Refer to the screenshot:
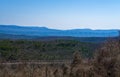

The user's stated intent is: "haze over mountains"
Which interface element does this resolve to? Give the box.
[0,25,119,37]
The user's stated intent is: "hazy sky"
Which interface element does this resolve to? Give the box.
[0,0,120,30]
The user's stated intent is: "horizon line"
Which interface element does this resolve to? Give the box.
[0,24,120,31]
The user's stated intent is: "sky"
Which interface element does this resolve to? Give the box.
[0,0,120,30]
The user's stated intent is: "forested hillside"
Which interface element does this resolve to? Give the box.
[0,25,119,37]
[0,40,98,61]
[0,39,120,77]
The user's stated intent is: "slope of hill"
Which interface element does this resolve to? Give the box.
[0,33,39,39]
[0,33,115,43]
[0,25,119,37]
[0,39,98,60]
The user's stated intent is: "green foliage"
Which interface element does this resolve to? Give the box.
[0,39,98,61]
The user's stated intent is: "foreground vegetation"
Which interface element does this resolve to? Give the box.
[0,39,120,77]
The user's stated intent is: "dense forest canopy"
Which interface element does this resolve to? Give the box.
[0,39,98,61]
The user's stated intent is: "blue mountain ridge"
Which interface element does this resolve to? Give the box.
[0,25,119,37]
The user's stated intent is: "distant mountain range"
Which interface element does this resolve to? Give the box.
[0,25,119,37]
